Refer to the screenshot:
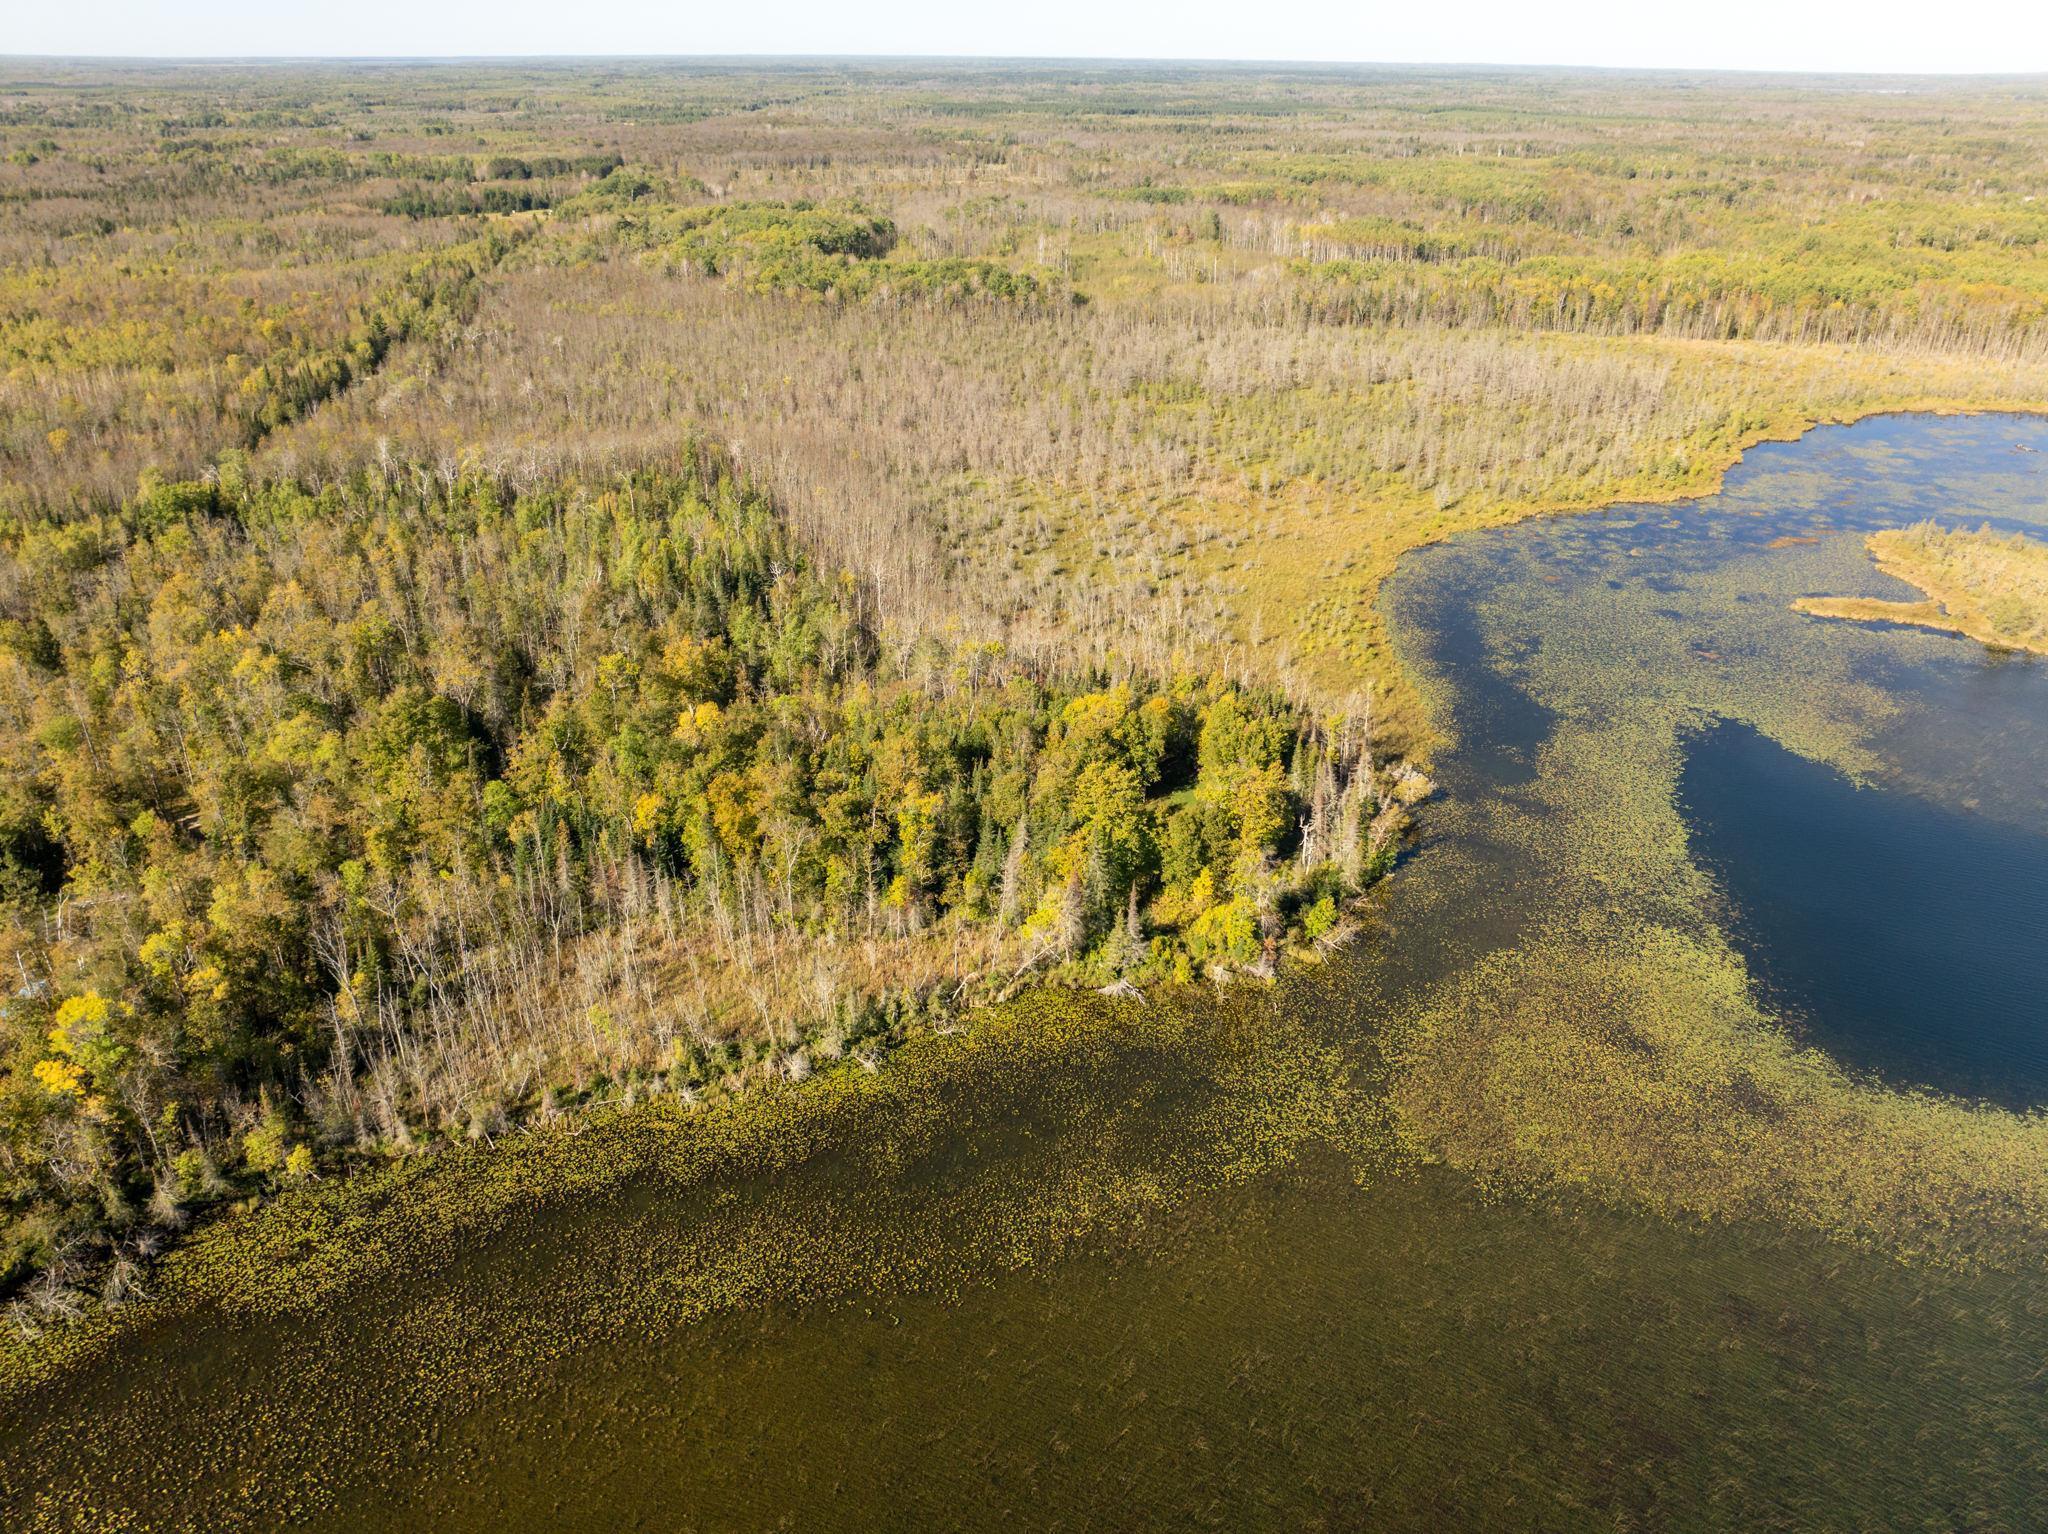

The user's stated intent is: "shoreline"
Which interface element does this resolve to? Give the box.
[1793,523,2048,658]
[1369,394,2048,763]
[8,404,2045,1388]
[0,971,1357,1400]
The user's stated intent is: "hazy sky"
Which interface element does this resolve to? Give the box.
[7,0,2047,75]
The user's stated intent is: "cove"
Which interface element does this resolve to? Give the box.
[1680,716,2048,1109]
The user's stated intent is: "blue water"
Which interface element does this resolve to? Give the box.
[1681,717,2048,1108]
[1393,411,2048,1108]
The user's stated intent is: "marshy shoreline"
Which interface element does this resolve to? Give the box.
[1794,520,2048,657]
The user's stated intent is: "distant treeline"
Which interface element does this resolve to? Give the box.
[383,183,558,218]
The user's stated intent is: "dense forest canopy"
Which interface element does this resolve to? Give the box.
[2,58,2046,1308]
[0,444,1392,1298]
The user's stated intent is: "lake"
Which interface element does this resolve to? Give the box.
[6,413,2048,1531]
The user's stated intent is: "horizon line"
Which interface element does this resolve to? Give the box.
[3,52,2047,82]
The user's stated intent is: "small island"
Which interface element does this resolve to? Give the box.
[1794,521,2048,656]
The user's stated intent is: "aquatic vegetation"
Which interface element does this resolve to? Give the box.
[1380,415,2048,1271]
[0,981,1362,1421]
[1795,521,2048,654]
[9,900,2048,1531]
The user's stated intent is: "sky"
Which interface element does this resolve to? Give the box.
[6,0,2048,76]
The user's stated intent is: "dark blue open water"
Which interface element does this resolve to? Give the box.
[1681,717,2048,1108]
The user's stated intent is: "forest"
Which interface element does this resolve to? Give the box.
[2,57,2046,1312]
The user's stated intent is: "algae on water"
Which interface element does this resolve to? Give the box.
[1379,415,2048,1270]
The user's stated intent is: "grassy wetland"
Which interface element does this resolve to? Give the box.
[5,58,2048,1530]
[1796,520,2048,653]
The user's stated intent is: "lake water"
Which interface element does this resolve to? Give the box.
[5,414,2048,1531]
[1681,716,2048,1107]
